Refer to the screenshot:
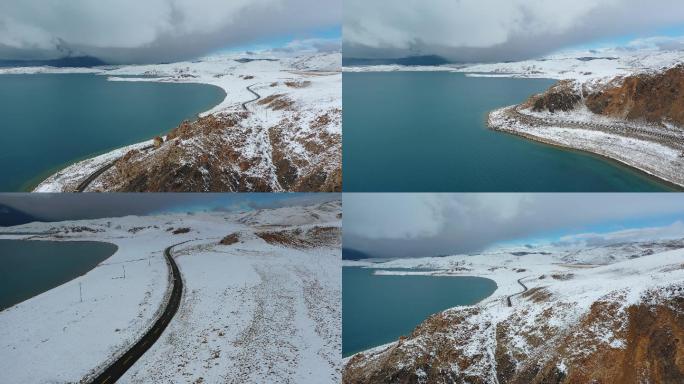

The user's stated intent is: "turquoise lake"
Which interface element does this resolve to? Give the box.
[343,72,672,191]
[342,266,497,357]
[0,239,118,310]
[0,74,225,191]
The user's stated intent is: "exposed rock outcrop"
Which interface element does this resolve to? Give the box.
[527,80,582,113]
[585,64,684,126]
[526,64,684,127]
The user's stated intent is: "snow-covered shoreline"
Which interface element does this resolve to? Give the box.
[5,50,342,192]
[343,240,684,381]
[488,106,684,189]
[0,201,342,383]
[0,221,173,383]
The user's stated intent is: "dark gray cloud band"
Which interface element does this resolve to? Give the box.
[343,0,684,61]
[0,0,340,63]
[343,194,684,258]
[0,193,339,223]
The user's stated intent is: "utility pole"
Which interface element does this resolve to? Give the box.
[79,282,83,303]
[122,265,126,279]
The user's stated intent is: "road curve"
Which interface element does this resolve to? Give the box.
[503,106,684,152]
[241,84,261,111]
[506,277,529,307]
[89,240,191,384]
[74,145,154,193]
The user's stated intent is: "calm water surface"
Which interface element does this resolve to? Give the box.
[0,239,117,310]
[0,74,225,191]
[343,72,671,191]
[343,266,497,356]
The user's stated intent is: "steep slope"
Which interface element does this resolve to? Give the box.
[343,242,684,384]
[526,65,684,127]
[34,51,342,192]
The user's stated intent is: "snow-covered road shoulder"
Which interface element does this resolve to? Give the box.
[488,105,684,188]
[0,200,342,383]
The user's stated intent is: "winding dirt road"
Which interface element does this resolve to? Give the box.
[506,277,529,307]
[500,106,684,152]
[241,84,261,111]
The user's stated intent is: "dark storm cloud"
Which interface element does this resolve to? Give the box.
[343,0,684,61]
[343,194,684,258]
[0,0,340,64]
[0,193,339,223]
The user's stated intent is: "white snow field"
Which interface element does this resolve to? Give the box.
[343,238,684,380]
[21,50,341,192]
[0,200,341,383]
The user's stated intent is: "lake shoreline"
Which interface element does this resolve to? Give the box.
[342,266,498,358]
[30,75,227,192]
[488,105,684,190]
[0,238,119,310]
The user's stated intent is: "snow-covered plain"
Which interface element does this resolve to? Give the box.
[343,238,684,381]
[0,200,341,383]
[18,50,342,192]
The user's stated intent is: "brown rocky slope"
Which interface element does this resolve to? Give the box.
[343,248,684,384]
[527,64,684,127]
[92,104,341,192]
[344,286,684,384]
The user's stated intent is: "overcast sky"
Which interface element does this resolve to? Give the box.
[0,193,339,224]
[344,0,684,61]
[0,0,340,63]
[343,194,684,258]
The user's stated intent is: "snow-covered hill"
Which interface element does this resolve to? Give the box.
[343,238,684,383]
[344,47,683,81]
[22,50,342,192]
[0,200,341,383]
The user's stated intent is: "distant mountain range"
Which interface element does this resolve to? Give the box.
[342,248,374,260]
[0,204,42,227]
[0,56,107,68]
[343,55,450,67]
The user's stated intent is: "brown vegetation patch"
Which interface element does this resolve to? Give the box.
[551,273,574,280]
[284,80,311,88]
[219,233,240,245]
[257,94,294,110]
[172,227,190,234]
[522,287,553,303]
[166,114,244,141]
[256,226,340,248]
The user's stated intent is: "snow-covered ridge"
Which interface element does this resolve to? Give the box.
[344,48,684,81]
[343,238,684,383]
[0,200,341,383]
[10,50,342,192]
